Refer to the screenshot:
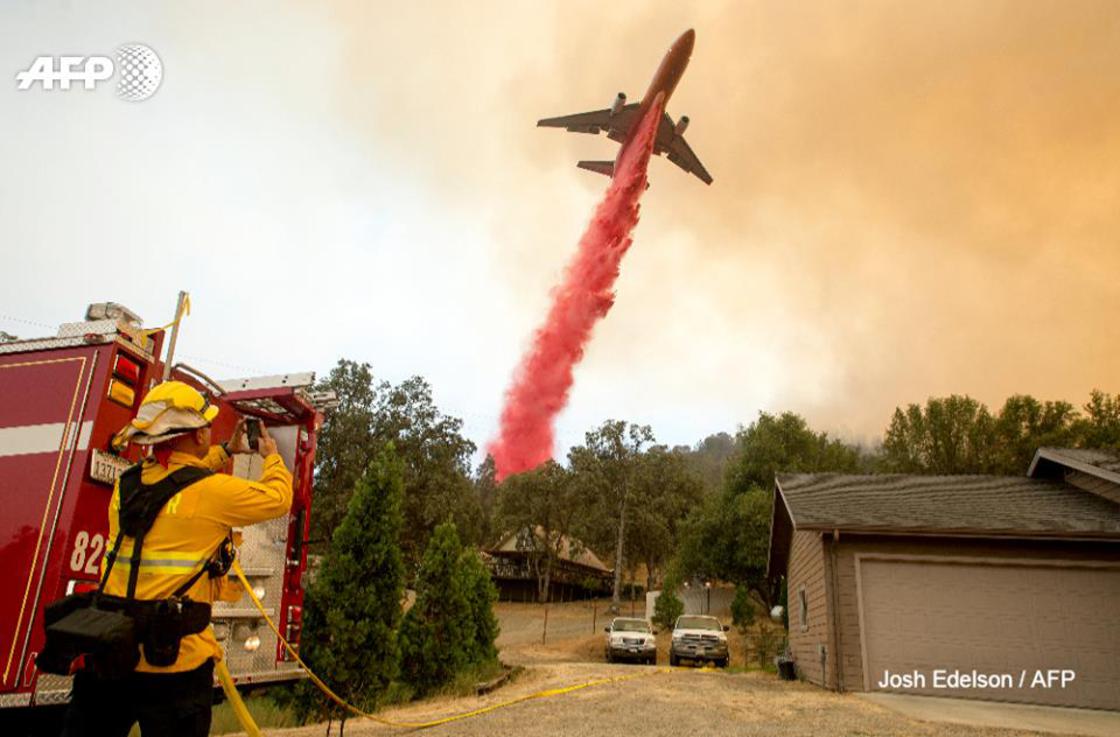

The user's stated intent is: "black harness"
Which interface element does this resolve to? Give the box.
[37,464,228,678]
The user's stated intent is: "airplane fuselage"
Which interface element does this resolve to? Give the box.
[537,27,711,184]
[617,28,695,163]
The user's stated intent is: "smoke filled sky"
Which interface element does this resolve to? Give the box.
[2,1,1118,458]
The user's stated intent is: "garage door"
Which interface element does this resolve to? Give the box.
[858,558,1120,710]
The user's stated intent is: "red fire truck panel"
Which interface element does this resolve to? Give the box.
[0,305,328,709]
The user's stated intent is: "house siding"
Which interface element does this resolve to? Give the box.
[786,529,831,687]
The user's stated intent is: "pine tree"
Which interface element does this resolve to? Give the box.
[460,549,500,664]
[653,574,684,630]
[398,522,473,693]
[289,445,406,726]
[730,584,757,632]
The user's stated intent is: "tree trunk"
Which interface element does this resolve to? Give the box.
[540,553,554,604]
[531,552,544,603]
[609,497,627,613]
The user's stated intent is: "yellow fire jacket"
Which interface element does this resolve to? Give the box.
[102,446,293,673]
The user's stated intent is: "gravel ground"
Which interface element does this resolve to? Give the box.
[274,663,1054,737]
[265,601,1055,737]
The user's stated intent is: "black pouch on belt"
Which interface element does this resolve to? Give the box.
[36,465,215,678]
[38,594,139,678]
[139,596,212,667]
[46,603,139,677]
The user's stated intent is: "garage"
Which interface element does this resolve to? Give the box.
[858,557,1120,710]
[767,447,1120,711]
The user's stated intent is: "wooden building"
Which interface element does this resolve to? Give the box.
[484,528,613,602]
[767,447,1120,711]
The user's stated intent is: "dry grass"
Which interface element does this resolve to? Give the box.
[258,601,1053,737]
[210,694,300,735]
[494,598,781,669]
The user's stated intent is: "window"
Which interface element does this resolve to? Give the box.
[798,586,808,631]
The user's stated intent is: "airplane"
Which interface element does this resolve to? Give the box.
[537,28,712,185]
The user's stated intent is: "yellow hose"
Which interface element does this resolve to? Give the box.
[216,657,262,737]
[230,561,664,729]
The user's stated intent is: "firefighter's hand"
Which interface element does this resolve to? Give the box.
[257,423,278,458]
[225,418,251,455]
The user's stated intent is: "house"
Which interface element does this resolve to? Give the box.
[767,447,1120,711]
[484,527,613,602]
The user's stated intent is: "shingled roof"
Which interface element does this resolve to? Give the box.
[774,473,1120,538]
[1029,447,1120,485]
[767,471,1120,579]
[489,527,610,572]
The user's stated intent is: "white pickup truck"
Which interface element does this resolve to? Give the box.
[669,615,730,667]
[604,617,658,664]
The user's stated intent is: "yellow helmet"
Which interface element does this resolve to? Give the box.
[113,380,219,448]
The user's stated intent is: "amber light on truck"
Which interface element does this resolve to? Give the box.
[107,379,135,407]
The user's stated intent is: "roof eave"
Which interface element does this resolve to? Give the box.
[1030,447,1120,486]
[1026,448,1047,478]
[766,478,797,579]
[792,523,1120,543]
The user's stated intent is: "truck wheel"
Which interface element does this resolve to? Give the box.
[718,657,729,668]
[670,654,679,667]
[605,650,612,663]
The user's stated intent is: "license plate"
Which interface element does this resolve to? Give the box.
[90,449,131,485]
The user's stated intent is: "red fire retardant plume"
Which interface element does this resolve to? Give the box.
[489,93,666,481]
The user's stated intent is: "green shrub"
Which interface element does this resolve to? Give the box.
[731,583,785,667]
[730,584,757,632]
[652,577,684,630]
[399,522,474,694]
[460,549,500,664]
[285,445,405,723]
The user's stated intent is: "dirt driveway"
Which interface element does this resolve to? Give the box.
[273,601,1056,737]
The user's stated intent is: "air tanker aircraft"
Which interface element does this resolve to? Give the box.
[538,29,712,185]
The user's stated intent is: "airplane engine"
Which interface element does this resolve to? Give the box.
[675,115,689,135]
[611,92,626,116]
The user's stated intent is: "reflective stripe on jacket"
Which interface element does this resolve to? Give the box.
[102,446,293,673]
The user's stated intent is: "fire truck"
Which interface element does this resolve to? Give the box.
[0,300,332,717]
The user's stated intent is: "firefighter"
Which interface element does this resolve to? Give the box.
[60,381,292,737]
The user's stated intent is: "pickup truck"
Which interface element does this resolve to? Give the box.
[604,617,657,664]
[669,615,730,667]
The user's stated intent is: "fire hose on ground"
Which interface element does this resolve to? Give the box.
[223,561,667,732]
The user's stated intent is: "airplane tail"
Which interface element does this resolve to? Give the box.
[577,160,615,177]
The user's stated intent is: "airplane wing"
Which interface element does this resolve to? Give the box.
[537,103,640,137]
[654,112,713,185]
[539,104,712,184]
[577,160,615,177]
